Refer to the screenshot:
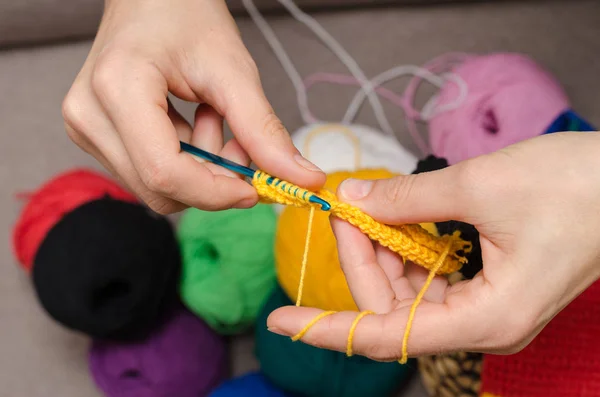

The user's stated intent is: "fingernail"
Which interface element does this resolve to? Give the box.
[267,327,287,336]
[340,179,373,200]
[294,154,322,172]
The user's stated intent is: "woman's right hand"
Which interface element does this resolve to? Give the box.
[62,0,325,214]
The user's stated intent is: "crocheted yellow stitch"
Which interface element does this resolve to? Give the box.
[252,171,471,275]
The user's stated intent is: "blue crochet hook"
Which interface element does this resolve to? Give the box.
[180,141,331,211]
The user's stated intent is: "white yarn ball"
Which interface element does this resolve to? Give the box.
[273,123,418,214]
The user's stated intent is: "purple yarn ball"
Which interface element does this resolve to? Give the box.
[89,307,227,397]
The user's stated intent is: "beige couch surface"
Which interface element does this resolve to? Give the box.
[1,0,471,48]
[1,1,599,396]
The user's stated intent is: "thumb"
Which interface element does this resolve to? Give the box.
[336,162,473,224]
[213,65,326,190]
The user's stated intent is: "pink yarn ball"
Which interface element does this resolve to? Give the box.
[429,53,570,164]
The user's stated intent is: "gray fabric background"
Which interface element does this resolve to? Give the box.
[0,0,473,48]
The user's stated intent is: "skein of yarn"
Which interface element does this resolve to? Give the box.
[413,54,597,397]
[480,280,600,396]
[12,169,138,272]
[178,204,277,334]
[291,123,418,175]
[276,168,438,312]
[428,53,595,164]
[90,305,227,397]
[255,286,414,397]
[208,372,291,397]
[12,169,181,340]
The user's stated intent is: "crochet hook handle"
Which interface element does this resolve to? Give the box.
[179,141,331,211]
[180,141,255,178]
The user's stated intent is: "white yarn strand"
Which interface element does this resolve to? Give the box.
[242,0,315,124]
[344,65,468,124]
[276,0,394,136]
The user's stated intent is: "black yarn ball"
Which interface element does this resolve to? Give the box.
[32,197,181,340]
[412,155,483,279]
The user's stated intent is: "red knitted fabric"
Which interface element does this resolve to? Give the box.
[12,169,138,272]
[481,280,600,396]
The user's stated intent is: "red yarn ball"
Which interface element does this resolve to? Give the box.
[12,169,138,272]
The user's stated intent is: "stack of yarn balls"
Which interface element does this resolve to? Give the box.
[11,51,598,397]
[12,169,231,397]
[413,52,597,397]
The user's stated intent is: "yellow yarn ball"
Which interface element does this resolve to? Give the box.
[275,168,438,312]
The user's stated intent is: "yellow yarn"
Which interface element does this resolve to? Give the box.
[347,310,375,357]
[273,169,441,312]
[256,171,468,272]
[291,310,336,342]
[254,168,471,363]
[399,236,454,364]
[295,206,315,307]
[255,123,470,364]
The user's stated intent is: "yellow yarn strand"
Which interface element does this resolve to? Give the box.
[347,310,375,357]
[398,236,454,364]
[296,206,315,307]
[291,310,337,342]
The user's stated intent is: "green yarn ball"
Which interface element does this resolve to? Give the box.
[178,204,277,334]
[255,285,415,397]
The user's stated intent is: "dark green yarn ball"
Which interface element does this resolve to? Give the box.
[255,285,415,397]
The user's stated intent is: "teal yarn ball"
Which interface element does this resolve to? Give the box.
[255,286,415,397]
[178,204,277,334]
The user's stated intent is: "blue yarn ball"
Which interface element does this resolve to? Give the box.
[209,372,291,397]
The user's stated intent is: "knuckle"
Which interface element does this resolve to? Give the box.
[62,88,95,151]
[363,317,398,361]
[235,54,259,79]
[62,87,90,134]
[260,111,287,140]
[91,50,126,100]
[304,315,335,350]
[64,124,89,152]
[146,196,178,215]
[221,44,259,79]
[141,162,175,196]
[382,175,417,206]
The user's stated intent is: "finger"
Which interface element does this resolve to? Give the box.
[331,217,397,313]
[203,138,250,181]
[63,93,187,214]
[267,298,482,361]
[336,162,476,224]
[167,98,193,142]
[206,58,326,190]
[190,104,224,155]
[403,261,449,304]
[374,244,417,302]
[220,138,250,167]
[92,58,257,210]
